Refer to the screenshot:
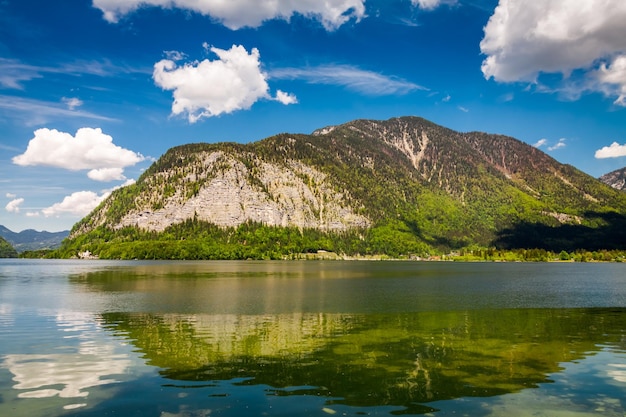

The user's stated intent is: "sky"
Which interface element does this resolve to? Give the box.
[1,0,626,233]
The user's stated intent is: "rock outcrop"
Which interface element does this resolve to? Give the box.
[600,167,626,191]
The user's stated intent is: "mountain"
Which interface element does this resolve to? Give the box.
[0,235,17,258]
[63,116,626,259]
[0,225,69,252]
[599,167,626,191]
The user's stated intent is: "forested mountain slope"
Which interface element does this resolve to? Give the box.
[62,117,626,259]
[0,235,17,258]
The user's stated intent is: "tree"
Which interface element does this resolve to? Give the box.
[0,236,18,258]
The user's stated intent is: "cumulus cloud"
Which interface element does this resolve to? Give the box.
[36,180,135,219]
[270,64,426,96]
[6,193,16,198]
[87,167,126,182]
[92,0,365,30]
[533,138,548,148]
[153,44,295,122]
[12,128,145,181]
[480,0,626,105]
[275,90,298,105]
[595,142,626,159]
[41,191,107,218]
[5,198,24,213]
[594,55,626,106]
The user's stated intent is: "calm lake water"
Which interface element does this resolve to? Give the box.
[1,259,625,416]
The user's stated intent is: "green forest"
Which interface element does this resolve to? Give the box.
[0,236,17,258]
[35,117,626,262]
[29,217,626,262]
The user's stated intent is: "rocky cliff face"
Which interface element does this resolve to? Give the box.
[120,152,369,232]
[72,116,626,247]
[600,167,626,191]
[72,146,370,238]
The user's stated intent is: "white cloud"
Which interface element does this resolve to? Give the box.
[0,96,117,125]
[457,106,469,113]
[275,90,298,105]
[39,179,136,219]
[62,97,83,110]
[5,198,24,213]
[411,0,458,10]
[412,0,442,10]
[92,0,366,30]
[594,55,626,106]
[480,0,626,105]
[87,167,126,182]
[0,58,43,89]
[6,193,16,198]
[499,92,515,102]
[12,128,145,181]
[110,178,137,190]
[42,191,108,218]
[33,179,134,219]
[548,138,567,151]
[595,142,626,159]
[532,138,565,151]
[153,44,294,122]
[0,58,147,90]
[270,64,426,96]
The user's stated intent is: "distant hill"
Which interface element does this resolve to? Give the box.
[59,116,626,259]
[0,235,17,258]
[599,167,626,191]
[0,225,69,252]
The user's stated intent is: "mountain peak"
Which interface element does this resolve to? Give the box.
[67,116,626,255]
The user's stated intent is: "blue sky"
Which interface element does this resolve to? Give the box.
[1,0,626,232]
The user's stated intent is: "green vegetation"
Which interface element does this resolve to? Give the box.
[0,236,17,258]
[58,117,626,260]
[52,218,626,261]
[99,308,626,409]
[53,218,433,260]
[445,247,625,262]
[18,249,55,259]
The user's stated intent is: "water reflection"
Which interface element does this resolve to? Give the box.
[100,308,626,411]
[5,352,129,403]
[68,261,626,314]
[609,363,626,383]
[3,260,625,416]
[2,311,131,411]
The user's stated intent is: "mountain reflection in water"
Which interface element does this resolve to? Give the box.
[100,308,626,410]
[3,260,625,416]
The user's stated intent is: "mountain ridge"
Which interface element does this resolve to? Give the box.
[599,167,626,191]
[0,225,69,252]
[62,116,626,258]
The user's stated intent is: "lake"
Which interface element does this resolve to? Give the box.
[1,259,625,416]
